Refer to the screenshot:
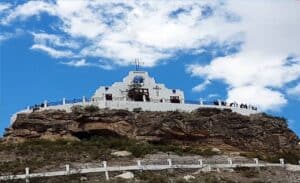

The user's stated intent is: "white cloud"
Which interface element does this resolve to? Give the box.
[0,33,12,42]
[61,59,114,70]
[208,94,219,99]
[287,83,300,99]
[227,85,287,111]
[2,1,56,24]
[61,59,90,67]
[32,33,80,49]
[0,3,11,12]
[187,0,300,111]
[31,44,74,58]
[1,0,239,66]
[192,80,210,92]
[1,0,300,110]
[0,29,23,43]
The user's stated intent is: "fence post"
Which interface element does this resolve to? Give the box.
[63,98,66,105]
[228,158,233,166]
[103,161,109,180]
[25,167,30,183]
[207,165,211,172]
[44,100,47,108]
[167,159,172,167]
[137,160,142,170]
[65,164,70,174]
[199,159,203,167]
[253,158,259,165]
[279,158,285,166]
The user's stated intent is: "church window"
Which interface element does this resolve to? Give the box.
[170,96,180,103]
[172,89,176,94]
[105,94,112,100]
[105,87,109,91]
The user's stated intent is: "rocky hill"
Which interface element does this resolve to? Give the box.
[3,106,300,154]
[1,106,300,182]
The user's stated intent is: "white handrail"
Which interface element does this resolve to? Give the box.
[1,158,299,181]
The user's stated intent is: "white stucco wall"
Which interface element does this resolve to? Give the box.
[92,71,184,103]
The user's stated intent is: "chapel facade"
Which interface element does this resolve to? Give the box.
[92,71,185,104]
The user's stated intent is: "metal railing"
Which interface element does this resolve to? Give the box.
[48,101,63,106]
[65,98,83,104]
[0,158,298,181]
[27,98,257,111]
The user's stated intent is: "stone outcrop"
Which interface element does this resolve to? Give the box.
[3,107,300,153]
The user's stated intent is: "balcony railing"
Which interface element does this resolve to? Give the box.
[27,98,257,111]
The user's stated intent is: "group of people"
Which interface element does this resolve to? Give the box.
[211,101,257,111]
[229,102,257,110]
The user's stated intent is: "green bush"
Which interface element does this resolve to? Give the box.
[137,172,168,183]
[203,175,221,183]
[84,105,100,113]
[234,167,259,178]
[133,107,142,113]
[128,143,154,157]
[0,137,223,175]
[175,178,189,183]
[240,151,300,164]
[71,105,84,114]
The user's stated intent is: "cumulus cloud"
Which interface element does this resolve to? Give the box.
[0,3,11,12]
[192,80,211,92]
[1,1,56,24]
[0,33,12,42]
[287,83,300,99]
[32,33,80,49]
[61,59,90,67]
[227,85,287,111]
[1,0,239,66]
[61,59,114,70]
[187,0,300,111]
[31,44,74,58]
[208,94,219,99]
[1,0,300,111]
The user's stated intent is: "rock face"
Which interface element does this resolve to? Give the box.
[3,107,300,153]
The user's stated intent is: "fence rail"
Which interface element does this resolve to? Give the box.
[26,97,258,113]
[1,158,299,181]
[65,98,83,104]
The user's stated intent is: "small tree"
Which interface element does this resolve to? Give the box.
[84,105,100,113]
[71,105,84,114]
[133,107,142,113]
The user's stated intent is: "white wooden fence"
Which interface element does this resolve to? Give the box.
[1,158,300,181]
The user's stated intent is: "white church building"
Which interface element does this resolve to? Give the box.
[92,71,184,104]
[10,68,259,124]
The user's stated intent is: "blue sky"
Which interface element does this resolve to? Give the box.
[0,0,300,136]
